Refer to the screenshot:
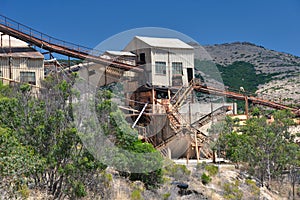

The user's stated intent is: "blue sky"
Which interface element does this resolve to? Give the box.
[1,0,300,56]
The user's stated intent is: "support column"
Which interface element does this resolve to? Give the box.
[194,135,200,163]
[152,87,155,114]
[68,56,70,71]
[105,66,107,85]
[188,102,192,125]
[245,96,249,119]
[167,148,171,160]
[8,36,12,82]
[186,147,190,165]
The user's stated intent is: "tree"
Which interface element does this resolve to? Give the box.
[0,127,44,198]
[218,109,300,190]
[209,116,243,167]
[0,74,110,199]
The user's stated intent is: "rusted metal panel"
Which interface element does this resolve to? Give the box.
[0,47,44,59]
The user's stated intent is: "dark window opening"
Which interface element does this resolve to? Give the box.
[156,90,168,99]
[187,68,193,83]
[139,53,146,64]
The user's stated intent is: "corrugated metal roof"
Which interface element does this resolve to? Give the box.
[0,33,43,59]
[135,36,193,49]
[105,50,136,57]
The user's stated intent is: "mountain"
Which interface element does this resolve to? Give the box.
[204,42,300,75]
[192,42,300,106]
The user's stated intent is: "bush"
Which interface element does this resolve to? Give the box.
[164,164,191,180]
[201,173,212,185]
[196,161,207,170]
[96,89,164,189]
[131,189,143,200]
[205,165,219,176]
[73,181,87,198]
[223,180,243,200]
[18,184,30,199]
[129,141,164,189]
[162,193,171,200]
[245,179,260,197]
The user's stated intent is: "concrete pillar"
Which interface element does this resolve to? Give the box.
[233,102,238,115]
[167,147,172,159]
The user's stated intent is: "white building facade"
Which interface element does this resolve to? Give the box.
[124,36,194,87]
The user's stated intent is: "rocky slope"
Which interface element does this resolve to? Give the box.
[27,162,293,200]
[204,42,300,75]
[199,42,300,105]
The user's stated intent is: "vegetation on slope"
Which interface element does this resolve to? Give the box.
[195,60,280,111]
[95,89,164,189]
[195,60,275,94]
[212,110,300,199]
[0,74,163,199]
[217,61,275,94]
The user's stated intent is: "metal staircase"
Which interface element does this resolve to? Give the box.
[171,80,195,110]
[191,105,228,130]
[147,79,213,158]
[158,94,213,158]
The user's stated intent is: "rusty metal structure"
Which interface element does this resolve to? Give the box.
[129,79,300,160]
[0,14,142,73]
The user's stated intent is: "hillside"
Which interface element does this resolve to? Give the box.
[193,42,300,106]
[204,42,300,75]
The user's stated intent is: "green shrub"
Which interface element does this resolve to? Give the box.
[131,189,143,200]
[223,180,243,200]
[201,173,212,185]
[18,184,30,199]
[205,165,219,176]
[162,193,171,200]
[100,171,113,188]
[196,161,207,170]
[72,181,87,198]
[97,90,164,189]
[164,164,191,180]
[245,179,260,197]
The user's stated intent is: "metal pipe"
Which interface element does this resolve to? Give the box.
[132,103,148,128]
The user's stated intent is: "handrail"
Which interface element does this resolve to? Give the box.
[194,84,300,116]
[0,14,102,56]
[0,14,143,72]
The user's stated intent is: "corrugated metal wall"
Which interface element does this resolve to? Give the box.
[151,48,194,87]
[0,57,44,86]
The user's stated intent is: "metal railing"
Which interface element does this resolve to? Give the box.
[0,14,103,56]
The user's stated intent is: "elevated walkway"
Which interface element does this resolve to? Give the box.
[0,14,142,73]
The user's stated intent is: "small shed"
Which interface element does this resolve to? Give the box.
[124,36,194,87]
[101,50,136,66]
[0,33,44,87]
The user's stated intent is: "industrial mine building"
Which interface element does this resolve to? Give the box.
[0,33,44,87]
[1,13,298,161]
[124,36,195,87]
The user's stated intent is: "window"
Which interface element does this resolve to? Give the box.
[156,90,168,99]
[20,72,36,85]
[155,61,166,75]
[172,62,183,75]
